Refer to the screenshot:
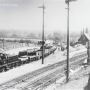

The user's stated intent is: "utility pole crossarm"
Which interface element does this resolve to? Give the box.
[38,0,46,9]
[65,0,77,4]
[38,6,46,9]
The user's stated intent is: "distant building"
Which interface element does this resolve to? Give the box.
[78,32,90,46]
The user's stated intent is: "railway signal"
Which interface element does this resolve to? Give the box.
[39,0,45,64]
[65,0,77,82]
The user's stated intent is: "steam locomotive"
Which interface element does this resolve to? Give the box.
[0,45,56,72]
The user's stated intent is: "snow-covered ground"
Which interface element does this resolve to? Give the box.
[46,65,90,90]
[45,46,88,90]
[46,75,88,90]
[0,45,87,85]
[63,45,87,57]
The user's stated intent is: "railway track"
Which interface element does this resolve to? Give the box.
[0,52,87,90]
[22,68,65,90]
[18,55,87,90]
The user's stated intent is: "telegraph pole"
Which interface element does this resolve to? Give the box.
[65,0,77,82]
[66,0,70,82]
[39,0,45,64]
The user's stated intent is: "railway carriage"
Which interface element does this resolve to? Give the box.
[18,45,56,63]
[0,45,57,72]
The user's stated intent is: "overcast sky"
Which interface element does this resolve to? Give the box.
[0,0,89,34]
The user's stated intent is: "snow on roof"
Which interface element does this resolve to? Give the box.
[0,48,5,53]
[84,33,90,40]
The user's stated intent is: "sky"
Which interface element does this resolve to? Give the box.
[0,0,90,34]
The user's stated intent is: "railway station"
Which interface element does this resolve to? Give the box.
[0,0,90,90]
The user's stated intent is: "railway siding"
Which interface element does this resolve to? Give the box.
[0,52,87,90]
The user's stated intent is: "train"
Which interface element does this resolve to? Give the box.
[0,45,57,72]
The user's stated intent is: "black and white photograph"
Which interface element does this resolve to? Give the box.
[0,0,90,90]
